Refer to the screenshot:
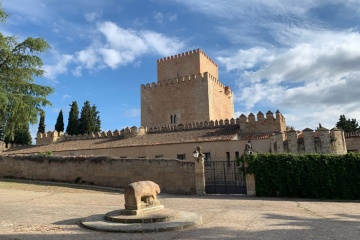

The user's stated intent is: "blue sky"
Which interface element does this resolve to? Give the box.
[2,0,360,141]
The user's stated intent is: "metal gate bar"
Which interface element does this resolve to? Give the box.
[204,160,246,194]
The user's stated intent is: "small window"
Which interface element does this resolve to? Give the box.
[174,115,177,124]
[235,151,240,160]
[177,154,186,160]
[155,155,163,158]
[170,115,173,124]
[204,152,211,166]
[226,152,230,166]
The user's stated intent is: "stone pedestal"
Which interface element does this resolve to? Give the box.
[195,155,206,195]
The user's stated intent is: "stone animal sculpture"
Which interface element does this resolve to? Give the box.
[124,181,161,210]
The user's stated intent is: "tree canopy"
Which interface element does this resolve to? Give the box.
[37,113,45,133]
[0,3,53,141]
[55,109,64,132]
[66,101,79,135]
[336,114,359,133]
[79,101,101,134]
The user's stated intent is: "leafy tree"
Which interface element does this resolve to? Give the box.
[13,124,32,145]
[5,123,32,145]
[336,114,359,133]
[0,4,53,141]
[55,109,64,132]
[79,101,101,134]
[37,113,45,133]
[66,101,79,135]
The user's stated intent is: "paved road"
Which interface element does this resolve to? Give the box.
[0,179,359,240]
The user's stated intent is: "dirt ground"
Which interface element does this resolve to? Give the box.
[0,179,359,240]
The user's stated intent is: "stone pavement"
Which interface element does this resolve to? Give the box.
[0,179,359,240]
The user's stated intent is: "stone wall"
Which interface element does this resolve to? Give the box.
[239,110,287,134]
[157,49,218,82]
[0,156,196,194]
[141,72,234,128]
[271,127,347,154]
[344,131,360,152]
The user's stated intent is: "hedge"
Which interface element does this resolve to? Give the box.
[242,153,360,199]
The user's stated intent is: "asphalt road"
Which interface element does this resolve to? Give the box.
[0,179,359,240]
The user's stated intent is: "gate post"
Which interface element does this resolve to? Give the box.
[193,146,206,195]
[244,142,256,196]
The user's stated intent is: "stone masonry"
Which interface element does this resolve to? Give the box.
[141,49,234,128]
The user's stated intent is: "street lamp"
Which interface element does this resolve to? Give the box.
[192,149,199,159]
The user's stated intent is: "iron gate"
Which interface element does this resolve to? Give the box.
[204,160,246,194]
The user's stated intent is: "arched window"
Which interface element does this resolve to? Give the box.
[170,115,173,124]
[174,115,177,124]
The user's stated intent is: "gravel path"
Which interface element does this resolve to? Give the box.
[0,179,359,240]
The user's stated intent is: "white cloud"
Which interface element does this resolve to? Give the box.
[43,53,73,81]
[153,12,164,23]
[168,13,177,22]
[42,21,185,79]
[85,11,102,23]
[221,29,360,130]
[124,108,140,117]
[62,94,71,100]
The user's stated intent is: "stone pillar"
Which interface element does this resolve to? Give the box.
[286,129,298,153]
[194,146,206,195]
[243,144,255,196]
[195,155,206,195]
[303,128,315,153]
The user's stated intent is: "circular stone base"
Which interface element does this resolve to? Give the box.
[80,210,202,233]
[105,209,180,223]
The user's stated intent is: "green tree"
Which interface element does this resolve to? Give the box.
[91,105,101,133]
[79,101,92,135]
[336,114,359,133]
[37,113,45,133]
[0,3,53,141]
[5,123,32,145]
[55,109,64,132]
[66,101,79,135]
[13,124,32,145]
[79,101,101,134]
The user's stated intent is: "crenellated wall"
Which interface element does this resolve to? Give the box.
[271,127,347,154]
[239,110,286,134]
[36,126,148,146]
[141,72,234,128]
[157,48,218,82]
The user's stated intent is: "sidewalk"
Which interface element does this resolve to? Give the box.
[0,179,359,240]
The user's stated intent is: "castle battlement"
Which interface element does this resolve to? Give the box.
[35,118,241,146]
[271,127,347,154]
[157,48,218,67]
[141,72,229,92]
[238,110,286,134]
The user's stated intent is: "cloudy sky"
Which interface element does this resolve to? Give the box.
[2,0,360,140]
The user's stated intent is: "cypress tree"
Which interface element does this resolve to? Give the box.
[79,101,92,134]
[55,109,64,132]
[66,101,79,135]
[37,113,45,134]
[91,105,101,133]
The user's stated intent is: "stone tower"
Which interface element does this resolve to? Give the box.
[141,49,234,128]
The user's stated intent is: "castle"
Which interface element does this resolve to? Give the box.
[1,49,348,157]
